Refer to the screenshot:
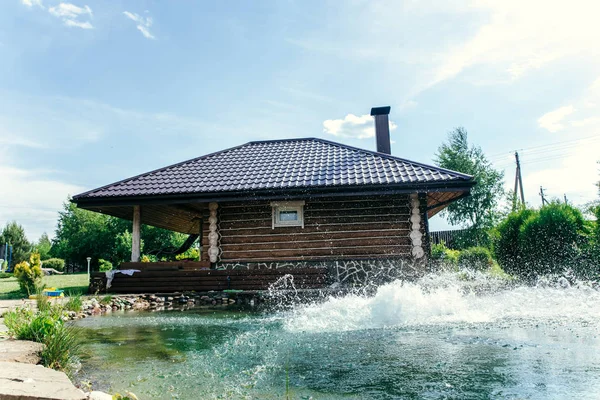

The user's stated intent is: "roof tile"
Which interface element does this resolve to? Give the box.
[74,138,472,199]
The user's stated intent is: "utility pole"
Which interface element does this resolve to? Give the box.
[512,151,525,211]
[539,186,548,206]
[564,194,568,205]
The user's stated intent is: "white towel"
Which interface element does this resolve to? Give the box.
[105,269,141,289]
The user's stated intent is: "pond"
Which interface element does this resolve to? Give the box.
[75,273,600,399]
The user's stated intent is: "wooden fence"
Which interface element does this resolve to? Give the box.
[429,229,471,248]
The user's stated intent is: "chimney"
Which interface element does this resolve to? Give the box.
[370,106,391,154]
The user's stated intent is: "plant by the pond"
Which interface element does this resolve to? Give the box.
[64,292,83,312]
[4,302,80,374]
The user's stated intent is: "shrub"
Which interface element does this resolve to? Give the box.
[3,307,35,338]
[430,242,460,269]
[519,202,587,278]
[98,259,113,272]
[494,203,590,280]
[445,248,460,266]
[430,242,446,261]
[0,272,12,279]
[42,258,65,272]
[14,253,43,296]
[458,246,493,271]
[493,208,536,276]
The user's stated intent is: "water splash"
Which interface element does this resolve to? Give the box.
[75,271,600,399]
[283,271,600,332]
[264,273,301,308]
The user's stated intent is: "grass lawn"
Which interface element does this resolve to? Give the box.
[0,273,89,300]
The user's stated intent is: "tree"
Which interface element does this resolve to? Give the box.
[435,128,504,245]
[36,233,52,261]
[51,201,114,270]
[0,222,32,268]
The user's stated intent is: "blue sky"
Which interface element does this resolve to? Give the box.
[1,0,599,241]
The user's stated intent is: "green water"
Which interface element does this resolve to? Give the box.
[75,275,600,399]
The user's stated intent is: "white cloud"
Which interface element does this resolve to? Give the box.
[518,78,600,206]
[0,165,84,241]
[427,0,600,89]
[323,114,397,139]
[48,3,91,19]
[0,135,43,148]
[290,0,600,99]
[123,11,155,39]
[538,105,575,133]
[21,0,44,9]
[48,3,93,29]
[523,138,599,207]
[63,19,93,29]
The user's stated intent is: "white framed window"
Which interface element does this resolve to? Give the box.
[271,201,305,228]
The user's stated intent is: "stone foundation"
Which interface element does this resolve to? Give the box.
[218,258,424,286]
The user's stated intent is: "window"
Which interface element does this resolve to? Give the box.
[271,201,305,228]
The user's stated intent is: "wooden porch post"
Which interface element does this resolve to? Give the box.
[131,205,141,262]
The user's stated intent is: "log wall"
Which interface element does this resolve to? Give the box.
[216,195,415,263]
[91,268,327,293]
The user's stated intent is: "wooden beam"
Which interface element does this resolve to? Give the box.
[169,203,205,217]
[131,205,141,262]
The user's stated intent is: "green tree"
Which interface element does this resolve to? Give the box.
[51,201,114,269]
[0,222,32,268]
[35,233,52,261]
[435,128,504,245]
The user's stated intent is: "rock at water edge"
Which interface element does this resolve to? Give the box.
[0,361,86,400]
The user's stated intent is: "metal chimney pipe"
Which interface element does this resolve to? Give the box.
[370,106,391,154]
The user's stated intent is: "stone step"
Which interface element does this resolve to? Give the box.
[0,339,44,364]
[0,361,86,400]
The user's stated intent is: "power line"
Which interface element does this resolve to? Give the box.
[488,133,600,159]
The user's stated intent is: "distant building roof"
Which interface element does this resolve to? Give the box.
[74,138,473,202]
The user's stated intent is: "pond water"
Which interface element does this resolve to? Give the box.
[75,273,600,399]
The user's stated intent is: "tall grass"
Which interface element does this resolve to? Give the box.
[35,290,52,313]
[41,324,80,374]
[3,303,80,375]
[63,293,83,312]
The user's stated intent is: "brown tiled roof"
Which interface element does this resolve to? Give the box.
[73,138,473,200]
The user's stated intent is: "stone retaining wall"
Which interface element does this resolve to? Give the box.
[219,258,423,286]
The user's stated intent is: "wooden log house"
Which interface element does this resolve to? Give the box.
[74,107,474,292]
